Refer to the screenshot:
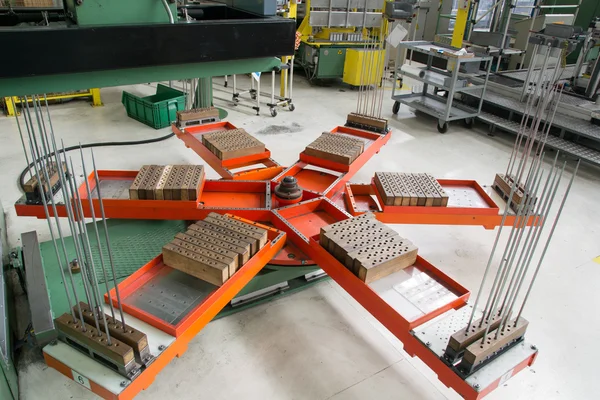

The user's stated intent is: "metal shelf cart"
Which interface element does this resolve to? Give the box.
[391,41,493,133]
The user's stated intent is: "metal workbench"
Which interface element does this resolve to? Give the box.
[391,41,493,133]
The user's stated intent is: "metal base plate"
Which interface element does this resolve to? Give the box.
[369,265,458,323]
[125,269,216,326]
[44,306,174,395]
[412,306,537,393]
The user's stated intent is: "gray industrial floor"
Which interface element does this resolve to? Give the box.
[0,76,599,400]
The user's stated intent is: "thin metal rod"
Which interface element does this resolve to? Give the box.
[13,105,33,181]
[79,143,115,321]
[69,157,105,338]
[57,140,93,310]
[497,154,559,318]
[505,80,539,176]
[466,121,543,330]
[479,167,544,342]
[25,98,82,324]
[25,138,77,322]
[480,158,544,328]
[79,145,116,321]
[33,96,89,328]
[516,65,563,185]
[91,149,127,331]
[515,160,580,323]
[510,52,553,182]
[466,153,527,330]
[497,160,565,336]
[37,95,93,312]
[74,155,113,345]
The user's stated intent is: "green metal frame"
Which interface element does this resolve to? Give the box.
[64,0,177,26]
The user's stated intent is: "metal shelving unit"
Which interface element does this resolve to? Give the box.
[391,41,493,133]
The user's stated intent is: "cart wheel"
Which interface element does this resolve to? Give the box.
[437,120,448,134]
[232,96,239,102]
[271,108,278,117]
[224,82,228,88]
[289,103,295,112]
[463,118,474,129]
[392,101,400,115]
[251,94,257,100]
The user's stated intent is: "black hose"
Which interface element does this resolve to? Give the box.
[18,132,175,192]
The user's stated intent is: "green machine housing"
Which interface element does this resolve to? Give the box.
[64,0,177,25]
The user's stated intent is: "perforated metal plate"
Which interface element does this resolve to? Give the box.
[412,306,537,393]
[91,179,132,200]
[445,187,492,209]
[413,305,480,357]
[125,269,215,325]
[369,265,459,322]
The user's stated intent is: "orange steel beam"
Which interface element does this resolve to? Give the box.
[39,194,536,400]
[172,123,283,180]
[269,209,536,400]
[23,122,538,400]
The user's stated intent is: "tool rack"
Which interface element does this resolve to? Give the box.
[16,121,541,400]
[392,41,493,133]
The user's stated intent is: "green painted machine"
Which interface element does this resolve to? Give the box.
[64,0,177,25]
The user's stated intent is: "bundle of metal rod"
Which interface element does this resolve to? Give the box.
[14,95,149,376]
[494,55,565,209]
[351,8,389,132]
[444,68,578,372]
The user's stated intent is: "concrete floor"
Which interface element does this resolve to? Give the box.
[1,76,599,400]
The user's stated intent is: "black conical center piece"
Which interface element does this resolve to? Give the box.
[275,176,302,200]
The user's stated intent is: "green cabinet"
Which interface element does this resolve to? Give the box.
[317,47,348,79]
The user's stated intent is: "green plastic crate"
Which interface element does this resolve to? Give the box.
[122,84,186,129]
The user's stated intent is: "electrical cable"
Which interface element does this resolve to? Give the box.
[18,132,175,192]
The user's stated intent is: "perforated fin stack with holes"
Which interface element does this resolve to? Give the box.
[304,132,365,165]
[374,172,449,207]
[161,213,268,286]
[129,165,205,201]
[319,213,418,284]
[201,129,265,160]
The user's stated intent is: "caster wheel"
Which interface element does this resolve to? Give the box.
[392,101,400,115]
[289,103,295,112]
[224,82,228,88]
[232,97,239,102]
[437,121,448,134]
[463,118,474,129]
[271,108,278,117]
